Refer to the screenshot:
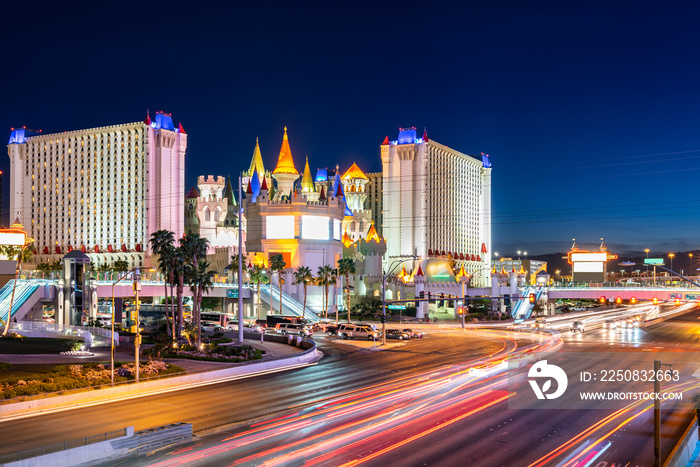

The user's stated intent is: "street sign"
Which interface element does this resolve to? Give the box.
[644,258,664,265]
[387,304,406,310]
[227,289,239,299]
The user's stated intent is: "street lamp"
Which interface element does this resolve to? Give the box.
[111,266,147,386]
[382,256,417,345]
[668,253,675,276]
[689,253,693,278]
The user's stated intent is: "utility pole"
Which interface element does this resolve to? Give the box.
[238,174,244,344]
[133,269,141,383]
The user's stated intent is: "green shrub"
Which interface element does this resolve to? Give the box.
[0,362,11,372]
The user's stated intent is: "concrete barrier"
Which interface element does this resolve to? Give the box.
[0,342,319,419]
[663,416,698,467]
[4,427,134,467]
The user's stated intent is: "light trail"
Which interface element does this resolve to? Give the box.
[145,330,561,467]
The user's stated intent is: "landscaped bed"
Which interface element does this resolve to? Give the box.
[0,336,80,354]
[0,361,185,400]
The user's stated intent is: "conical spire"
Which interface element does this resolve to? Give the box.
[571,238,579,251]
[341,162,369,180]
[301,156,315,193]
[144,110,151,126]
[260,176,269,192]
[319,185,326,201]
[366,222,380,242]
[224,176,237,206]
[248,137,265,178]
[599,238,608,252]
[273,127,299,175]
[422,127,428,142]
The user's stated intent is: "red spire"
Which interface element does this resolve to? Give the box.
[335,181,344,198]
[246,180,254,194]
[415,265,424,277]
[319,185,326,201]
[261,177,268,191]
[381,135,390,145]
[178,122,186,134]
[145,111,151,126]
[476,255,481,262]
[481,243,488,254]
[422,128,428,142]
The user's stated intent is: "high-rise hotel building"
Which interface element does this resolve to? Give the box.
[381,127,492,285]
[7,112,186,268]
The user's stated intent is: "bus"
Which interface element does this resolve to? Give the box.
[200,312,229,327]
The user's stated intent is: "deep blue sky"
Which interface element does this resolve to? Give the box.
[2,1,700,257]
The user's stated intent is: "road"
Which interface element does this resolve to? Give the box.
[2,306,699,466]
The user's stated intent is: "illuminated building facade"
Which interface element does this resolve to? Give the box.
[245,128,345,272]
[7,112,187,269]
[366,172,382,236]
[380,127,492,286]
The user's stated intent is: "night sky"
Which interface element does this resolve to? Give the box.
[2,1,699,257]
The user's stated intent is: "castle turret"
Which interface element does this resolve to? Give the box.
[272,127,300,198]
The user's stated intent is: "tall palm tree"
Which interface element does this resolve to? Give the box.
[294,266,312,321]
[248,265,268,320]
[149,230,175,337]
[187,259,215,345]
[337,257,356,323]
[316,265,336,319]
[269,253,286,315]
[230,253,243,284]
[2,245,34,335]
[180,232,209,348]
[172,250,186,340]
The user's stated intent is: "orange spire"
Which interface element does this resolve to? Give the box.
[342,230,354,247]
[273,126,299,175]
[366,222,380,242]
[341,162,369,180]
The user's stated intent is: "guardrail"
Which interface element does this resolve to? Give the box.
[112,423,192,452]
[0,427,127,464]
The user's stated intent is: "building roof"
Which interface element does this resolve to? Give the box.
[186,187,200,199]
[341,162,369,181]
[301,156,315,193]
[381,135,390,145]
[272,127,299,175]
[319,185,326,201]
[248,137,265,177]
[63,250,90,261]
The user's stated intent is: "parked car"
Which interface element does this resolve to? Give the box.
[275,323,314,337]
[570,321,585,332]
[386,329,411,340]
[325,325,339,336]
[201,321,225,332]
[402,328,424,338]
[337,324,380,340]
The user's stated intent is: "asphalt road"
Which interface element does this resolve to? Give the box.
[0,329,525,458]
[2,307,699,467]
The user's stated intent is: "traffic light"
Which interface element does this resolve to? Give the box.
[529,293,535,303]
[653,297,658,305]
[428,292,433,302]
[675,298,681,306]
[419,291,425,299]
[631,297,637,304]
[615,297,622,304]
[380,315,386,323]
[599,296,606,304]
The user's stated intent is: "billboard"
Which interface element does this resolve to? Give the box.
[266,216,295,239]
[644,258,664,265]
[302,215,330,240]
[571,252,607,262]
[0,232,25,246]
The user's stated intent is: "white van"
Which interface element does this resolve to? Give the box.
[337,324,380,340]
[275,323,313,337]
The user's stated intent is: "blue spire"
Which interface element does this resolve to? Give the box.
[250,167,261,202]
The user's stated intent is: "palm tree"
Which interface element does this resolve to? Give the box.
[2,245,34,335]
[248,265,268,320]
[337,257,356,323]
[294,266,313,321]
[269,253,286,315]
[187,259,215,346]
[230,253,243,284]
[180,232,209,348]
[316,265,336,319]
[172,250,186,340]
[149,230,175,337]
[112,260,129,272]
